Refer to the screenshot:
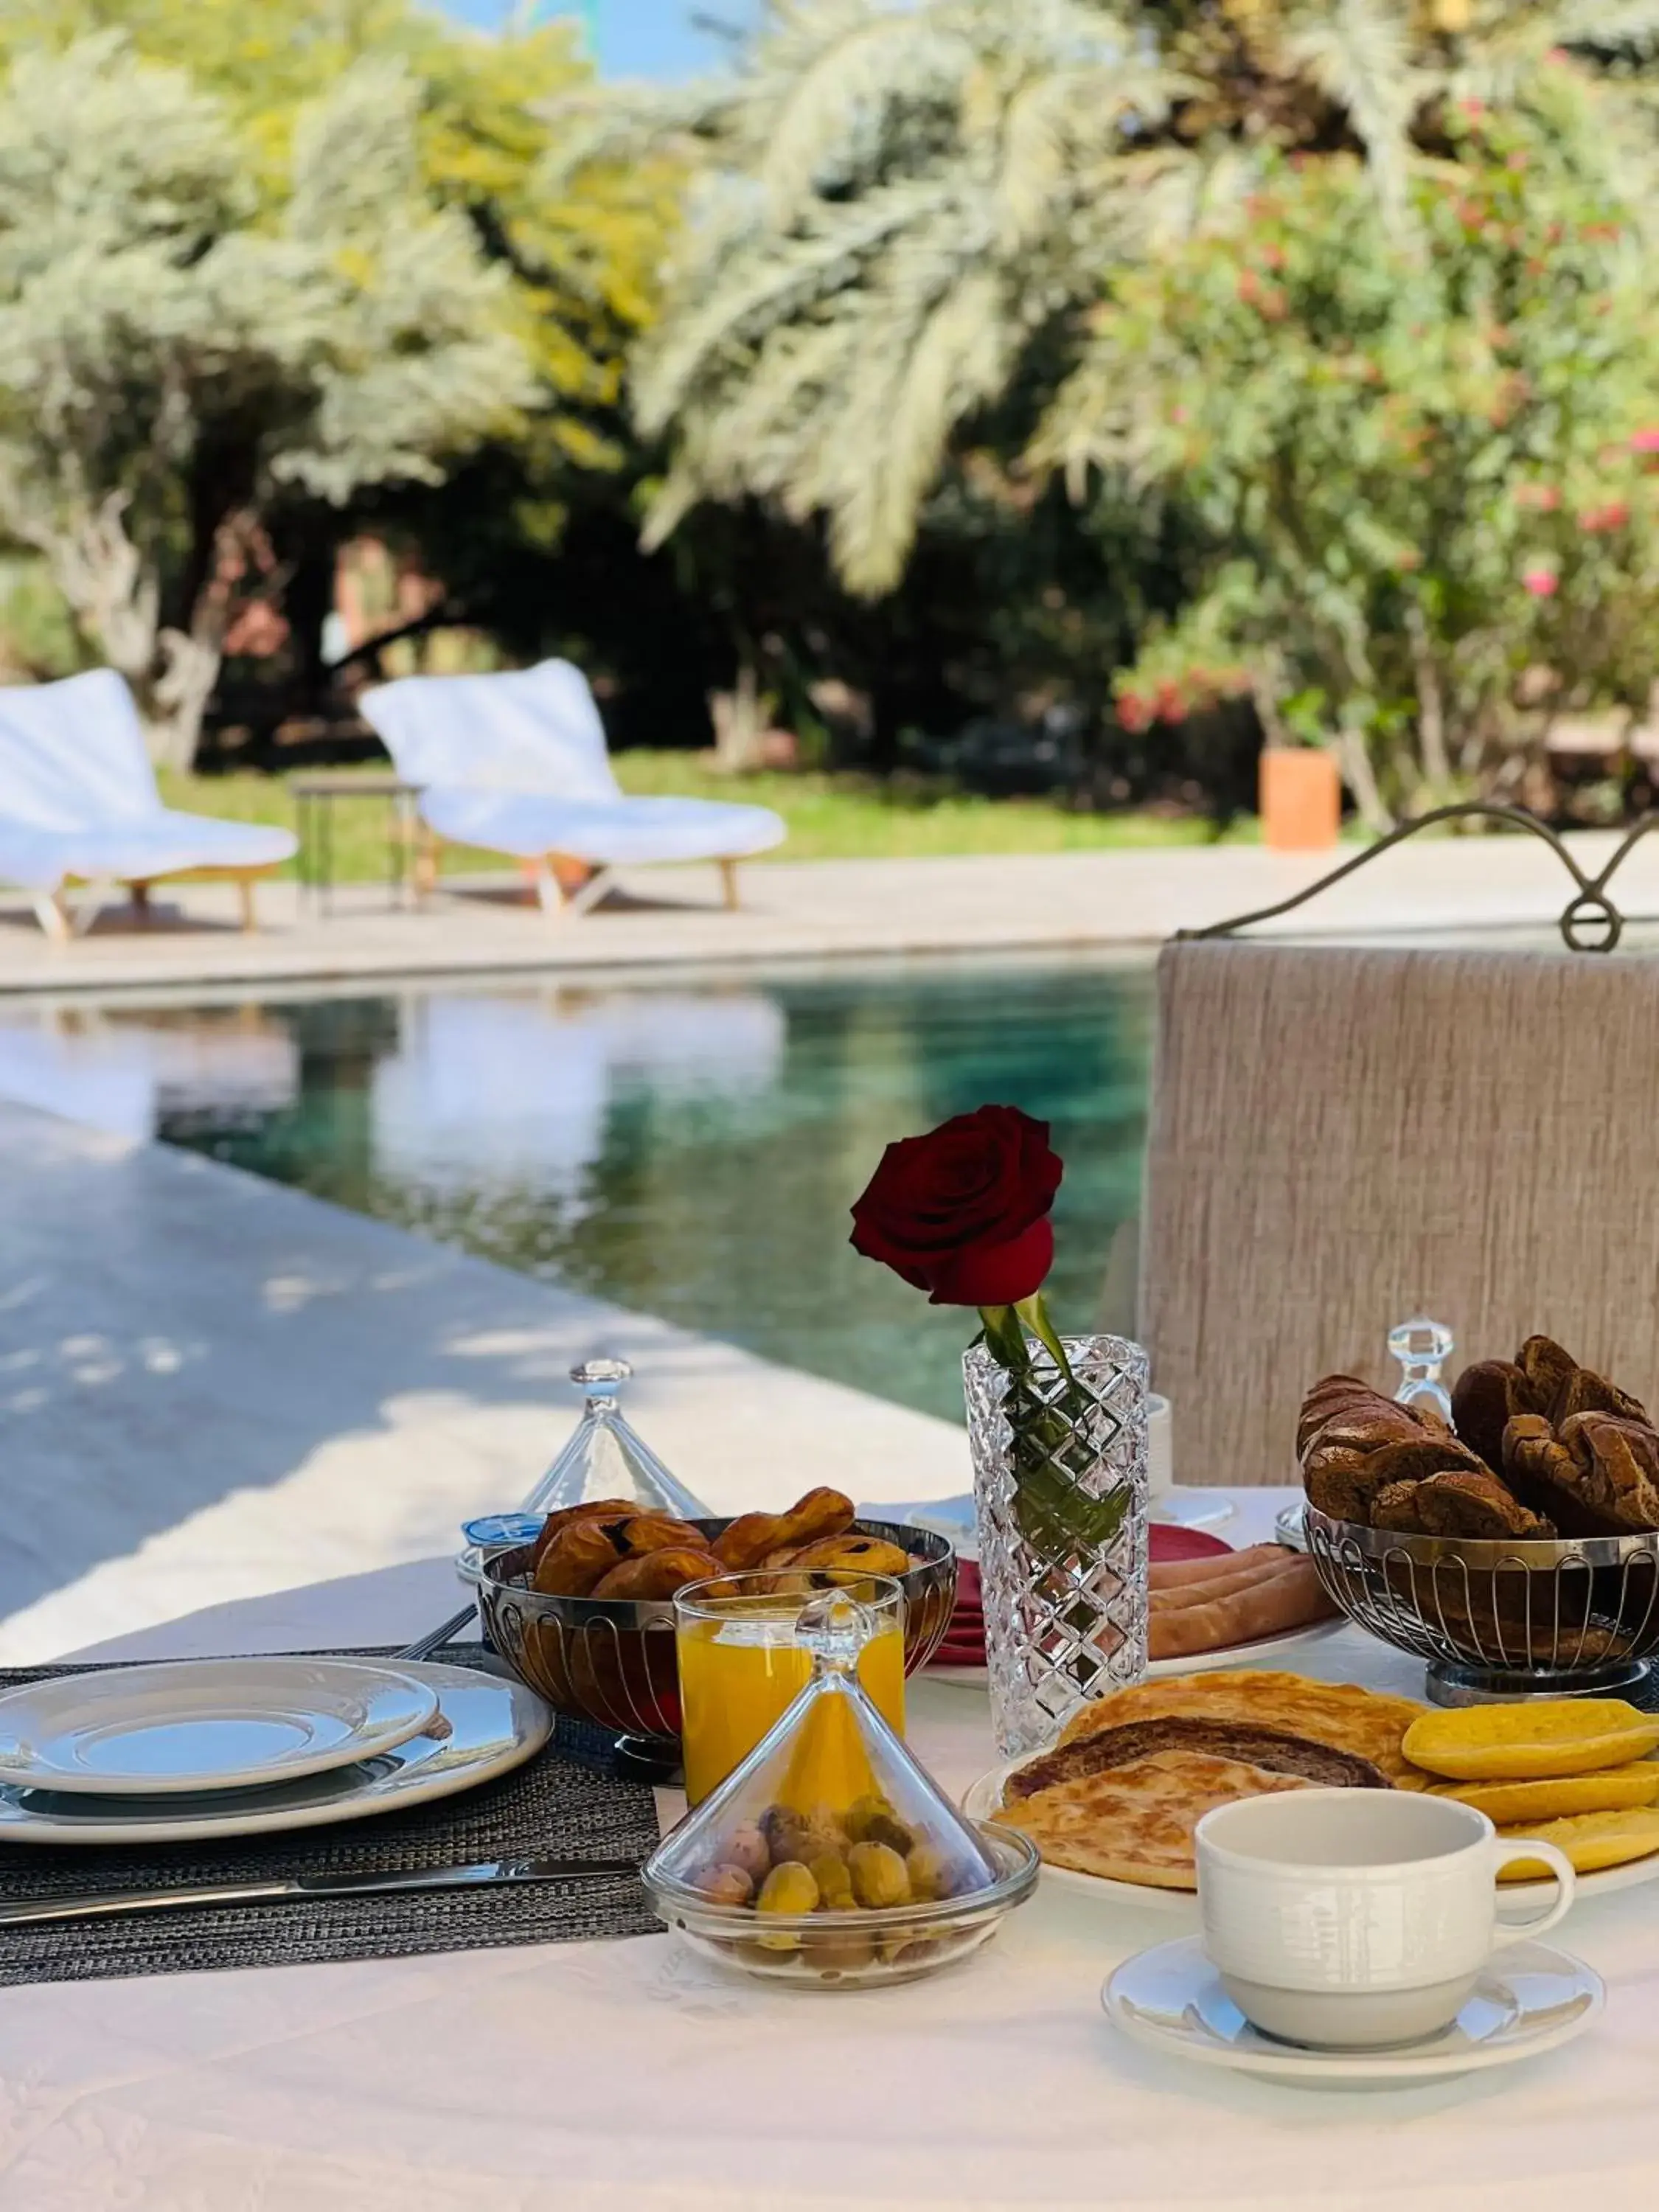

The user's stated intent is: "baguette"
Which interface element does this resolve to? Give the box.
[1148,1554,1337,1662]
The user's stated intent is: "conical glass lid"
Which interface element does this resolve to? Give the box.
[649,1589,1000,1912]
[521,1358,711,1520]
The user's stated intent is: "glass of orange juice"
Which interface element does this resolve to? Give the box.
[675,1571,906,1805]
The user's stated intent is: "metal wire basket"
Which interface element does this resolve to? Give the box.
[465,1518,959,1744]
[1303,1503,1659,1704]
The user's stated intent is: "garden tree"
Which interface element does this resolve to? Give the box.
[0,1,678,721]
[625,0,1659,655]
[0,35,531,766]
[1038,85,1659,821]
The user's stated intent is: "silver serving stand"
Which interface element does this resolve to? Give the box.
[1301,1502,1659,1705]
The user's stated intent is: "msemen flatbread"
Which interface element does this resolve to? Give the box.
[990,1671,1432,1891]
[993,1751,1312,1889]
[1054,1670,1430,1790]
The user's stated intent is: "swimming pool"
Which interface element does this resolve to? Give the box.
[0,954,1154,1422]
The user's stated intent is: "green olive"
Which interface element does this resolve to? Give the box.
[809,1852,855,1910]
[755,1860,820,1945]
[848,1840,912,1908]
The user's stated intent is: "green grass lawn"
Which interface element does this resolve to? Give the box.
[161,757,1261,879]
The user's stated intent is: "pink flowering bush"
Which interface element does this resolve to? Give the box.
[1045,79,1659,823]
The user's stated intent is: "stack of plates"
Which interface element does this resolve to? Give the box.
[0,1655,550,1846]
[931,1558,987,1673]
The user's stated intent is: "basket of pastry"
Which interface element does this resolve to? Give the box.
[465,1487,956,1741]
[645,1586,1037,1985]
[1297,1337,1659,1696]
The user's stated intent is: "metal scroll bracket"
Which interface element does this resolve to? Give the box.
[1178,801,1659,955]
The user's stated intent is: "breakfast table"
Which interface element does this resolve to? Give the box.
[4,1489,1658,2212]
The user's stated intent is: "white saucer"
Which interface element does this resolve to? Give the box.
[926,1660,990,1689]
[0,1663,549,1844]
[1103,1935,1601,2084]
[0,1658,441,1796]
[860,1495,978,1561]
[1150,1490,1236,1533]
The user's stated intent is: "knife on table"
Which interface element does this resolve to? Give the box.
[0,1857,643,1928]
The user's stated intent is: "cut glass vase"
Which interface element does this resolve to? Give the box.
[965,1332,1150,1759]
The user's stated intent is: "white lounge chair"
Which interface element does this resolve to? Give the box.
[0,670,297,939]
[358,658,787,915]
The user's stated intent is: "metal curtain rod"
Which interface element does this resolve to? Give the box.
[1178,800,1659,955]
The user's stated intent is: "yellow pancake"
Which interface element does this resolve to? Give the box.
[1430,1765,1659,1827]
[1497,1805,1659,1879]
[1404,1700,1659,1781]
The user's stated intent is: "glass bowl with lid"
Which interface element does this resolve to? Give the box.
[642,1584,1037,1986]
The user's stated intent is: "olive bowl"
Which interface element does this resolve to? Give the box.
[644,1820,1038,1989]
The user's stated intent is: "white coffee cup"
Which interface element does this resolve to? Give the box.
[1195,1788,1576,2049]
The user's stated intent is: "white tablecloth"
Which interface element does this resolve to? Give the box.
[4,1494,1658,2212]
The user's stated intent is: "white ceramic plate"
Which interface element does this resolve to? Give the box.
[0,1658,442,1797]
[965,1759,1659,1912]
[1102,1935,1601,2085]
[1146,1615,1349,1680]
[932,1615,1346,1697]
[0,1664,549,1844]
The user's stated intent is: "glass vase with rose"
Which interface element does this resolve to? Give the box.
[850,1105,1150,1756]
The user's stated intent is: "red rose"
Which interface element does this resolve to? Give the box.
[849,1105,1062,1307]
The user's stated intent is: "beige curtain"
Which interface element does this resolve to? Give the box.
[1138,939,1659,1485]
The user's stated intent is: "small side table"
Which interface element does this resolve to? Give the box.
[291,773,427,915]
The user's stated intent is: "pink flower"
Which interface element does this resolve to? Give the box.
[1579,501,1630,534]
[1523,567,1559,599]
[1631,428,1659,453]
[1458,98,1486,121]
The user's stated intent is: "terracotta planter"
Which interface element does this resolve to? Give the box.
[1259,745,1340,852]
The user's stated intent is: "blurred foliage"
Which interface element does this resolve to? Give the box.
[0,1,679,759]
[0,34,530,763]
[1049,92,1659,817]
[609,0,1659,815]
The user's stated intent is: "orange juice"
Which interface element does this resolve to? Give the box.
[677,1617,905,1806]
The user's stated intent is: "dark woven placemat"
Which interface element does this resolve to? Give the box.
[0,1646,661,1986]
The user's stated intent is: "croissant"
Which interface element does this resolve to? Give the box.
[712,1487,855,1569]
[588,1547,722,1601]
[530,1498,638,1567]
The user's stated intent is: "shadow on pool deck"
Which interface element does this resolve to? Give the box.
[0,1099,964,1661]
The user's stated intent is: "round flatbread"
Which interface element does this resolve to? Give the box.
[1054,1671,1431,1789]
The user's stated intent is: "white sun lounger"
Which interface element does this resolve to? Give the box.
[358,659,787,914]
[0,670,297,939]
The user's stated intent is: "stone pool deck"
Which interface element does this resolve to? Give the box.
[2,827,1655,995]
[0,1097,967,1663]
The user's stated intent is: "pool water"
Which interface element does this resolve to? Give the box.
[0,955,1154,1422]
